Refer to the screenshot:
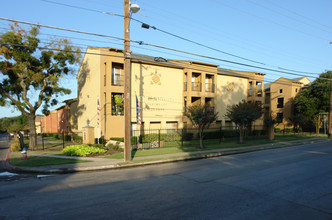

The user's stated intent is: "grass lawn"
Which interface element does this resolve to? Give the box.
[106,135,325,159]
[9,153,90,167]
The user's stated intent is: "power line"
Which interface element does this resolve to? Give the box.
[0,17,322,79]
[41,0,267,65]
[212,0,330,42]
[262,0,332,31]
[247,0,332,34]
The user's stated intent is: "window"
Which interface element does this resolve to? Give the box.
[111,93,124,115]
[279,89,283,93]
[225,120,233,129]
[166,121,178,132]
[277,98,284,108]
[256,81,262,97]
[249,81,253,96]
[277,113,283,123]
[296,88,298,92]
[112,63,123,86]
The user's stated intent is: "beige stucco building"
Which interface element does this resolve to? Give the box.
[76,47,266,139]
[265,77,310,129]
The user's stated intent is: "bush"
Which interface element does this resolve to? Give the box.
[11,141,21,152]
[106,143,123,152]
[274,128,281,133]
[110,137,124,142]
[204,131,220,139]
[72,135,82,143]
[221,130,238,138]
[95,138,106,145]
[62,145,107,156]
[92,144,105,149]
[53,133,59,139]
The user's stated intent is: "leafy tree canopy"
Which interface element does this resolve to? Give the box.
[184,104,218,148]
[294,71,332,118]
[225,100,263,143]
[0,23,81,149]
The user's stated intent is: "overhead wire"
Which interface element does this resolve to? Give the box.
[0,17,323,80]
[212,0,330,42]
[247,0,332,34]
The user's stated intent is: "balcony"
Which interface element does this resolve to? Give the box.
[192,82,202,92]
[205,83,215,93]
[112,79,124,86]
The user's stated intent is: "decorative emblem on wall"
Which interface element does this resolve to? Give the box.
[226,82,234,91]
[150,70,161,86]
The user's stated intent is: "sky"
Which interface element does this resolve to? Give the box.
[0,0,332,118]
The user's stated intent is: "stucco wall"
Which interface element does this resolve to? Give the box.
[216,75,248,125]
[131,63,183,130]
[77,48,101,137]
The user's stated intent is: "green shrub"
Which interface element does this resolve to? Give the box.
[274,128,281,133]
[92,144,105,149]
[72,135,82,143]
[252,130,265,136]
[110,137,124,142]
[220,129,238,138]
[107,143,123,152]
[204,131,220,139]
[62,145,107,156]
[95,138,106,145]
[182,132,193,141]
[11,141,21,152]
[53,133,59,139]
[284,128,294,133]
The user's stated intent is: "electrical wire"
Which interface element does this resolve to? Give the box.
[0,17,324,80]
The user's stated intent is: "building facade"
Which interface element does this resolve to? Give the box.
[265,77,310,129]
[76,47,266,140]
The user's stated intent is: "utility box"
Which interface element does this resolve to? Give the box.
[83,123,94,145]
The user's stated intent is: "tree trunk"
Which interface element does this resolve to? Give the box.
[267,125,275,141]
[239,128,244,144]
[27,114,37,150]
[199,130,204,149]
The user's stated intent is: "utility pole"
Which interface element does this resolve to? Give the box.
[123,0,140,161]
[123,0,131,161]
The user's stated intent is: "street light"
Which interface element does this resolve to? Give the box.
[124,0,140,161]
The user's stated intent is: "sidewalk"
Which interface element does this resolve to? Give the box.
[4,137,329,174]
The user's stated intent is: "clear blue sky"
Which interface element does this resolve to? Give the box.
[1,0,332,118]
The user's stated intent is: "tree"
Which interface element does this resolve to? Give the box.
[288,114,307,133]
[184,104,218,149]
[225,100,263,144]
[0,24,81,150]
[294,71,332,133]
[264,113,277,141]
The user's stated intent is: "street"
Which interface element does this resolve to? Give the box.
[1,141,332,219]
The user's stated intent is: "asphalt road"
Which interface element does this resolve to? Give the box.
[1,141,332,219]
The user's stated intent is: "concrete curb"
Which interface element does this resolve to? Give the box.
[4,138,329,174]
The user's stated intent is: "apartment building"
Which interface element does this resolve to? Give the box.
[265,77,310,129]
[76,47,265,139]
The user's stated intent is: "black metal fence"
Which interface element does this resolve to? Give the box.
[130,125,266,149]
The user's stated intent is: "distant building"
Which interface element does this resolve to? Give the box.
[35,98,78,135]
[265,77,310,129]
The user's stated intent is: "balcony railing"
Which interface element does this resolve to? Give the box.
[112,78,124,86]
[205,83,215,93]
[192,82,202,92]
